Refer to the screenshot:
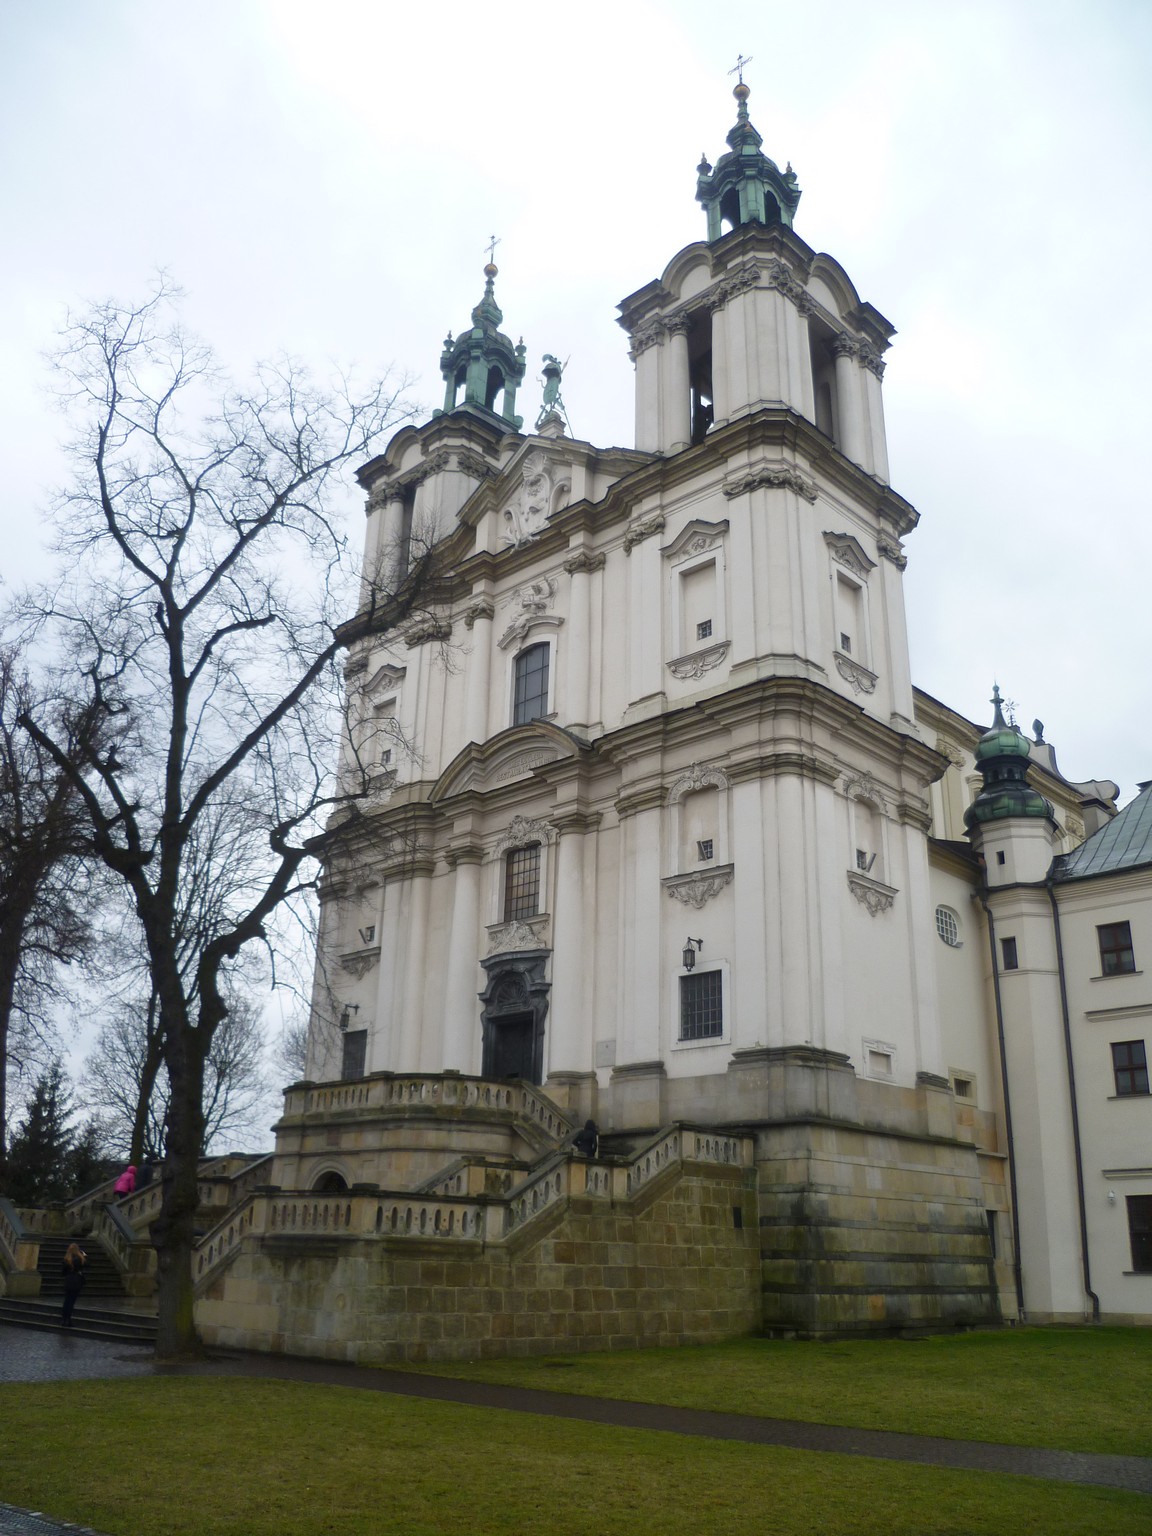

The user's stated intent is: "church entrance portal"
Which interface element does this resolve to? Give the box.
[479,953,550,1085]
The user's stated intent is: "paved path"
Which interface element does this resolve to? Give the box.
[2,1321,1151,1536]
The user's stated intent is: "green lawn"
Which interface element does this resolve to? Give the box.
[406,1327,1152,1457]
[0,1377,1147,1536]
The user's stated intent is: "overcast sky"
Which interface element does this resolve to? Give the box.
[3,0,1150,801]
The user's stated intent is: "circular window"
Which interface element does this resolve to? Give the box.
[935,906,961,947]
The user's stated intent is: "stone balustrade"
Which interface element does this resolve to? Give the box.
[0,1197,42,1297]
[287,1073,574,1145]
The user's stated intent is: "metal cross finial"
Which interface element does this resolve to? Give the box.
[728,53,753,84]
[485,235,500,264]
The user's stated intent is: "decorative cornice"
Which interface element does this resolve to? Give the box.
[443,844,485,868]
[456,449,496,480]
[402,615,453,649]
[725,750,841,788]
[614,785,668,819]
[669,761,731,801]
[847,871,898,915]
[830,332,859,361]
[722,463,817,503]
[486,915,551,957]
[628,320,665,358]
[834,652,878,695]
[563,550,607,575]
[934,736,965,768]
[761,258,807,307]
[824,531,876,580]
[877,534,907,571]
[462,598,495,629]
[841,771,888,811]
[494,814,556,854]
[498,613,563,651]
[916,1070,951,1091]
[397,449,451,493]
[662,864,734,909]
[339,946,381,979]
[623,512,666,553]
[667,642,730,681]
[662,518,729,563]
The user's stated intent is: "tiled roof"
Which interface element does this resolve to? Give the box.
[1054,785,1152,882]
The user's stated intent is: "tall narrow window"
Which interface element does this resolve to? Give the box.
[1128,1195,1152,1273]
[1001,936,1019,971]
[503,844,541,921]
[341,1029,367,1081]
[688,310,713,445]
[680,971,723,1041]
[680,561,716,653]
[836,575,865,662]
[1098,921,1136,976]
[512,643,550,726]
[1111,1040,1149,1097]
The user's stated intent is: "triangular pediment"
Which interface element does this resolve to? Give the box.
[431,721,586,803]
[823,531,876,579]
[661,518,729,562]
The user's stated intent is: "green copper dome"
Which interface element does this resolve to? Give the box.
[965,686,1054,830]
[434,259,526,429]
[696,81,801,242]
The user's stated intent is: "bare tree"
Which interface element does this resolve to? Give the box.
[0,644,103,1177]
[82,984,273,1161]
[19,284,424,1356]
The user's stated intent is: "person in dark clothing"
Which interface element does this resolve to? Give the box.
[61,1242,86,1327]
[572,1119,599,1158]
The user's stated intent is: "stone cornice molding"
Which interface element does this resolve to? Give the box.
[456,449,497,480]
[834,652,878,695]
[662,864,734,909]
[494,814,557,855]
[562,550,607,575]
[498,613,563,651]
[363,663,406,694]
[443,844,485,868]
[824,531,876,580]
[462,597,495,628]
[623,512,667,553]
[847,870,898,915]
[725,750,841,788]
[723,463,817,503]
[614,784,667,820]
[551,809,603,836]
[896,801,934,834]
[667,642,730,681]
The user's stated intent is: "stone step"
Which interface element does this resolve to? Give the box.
[0,1296,157,1345]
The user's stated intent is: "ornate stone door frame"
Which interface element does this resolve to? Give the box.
[478,951,551,1085]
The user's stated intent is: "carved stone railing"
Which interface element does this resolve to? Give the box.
[289,1073,574,1147]
[117,1182,165,1234]
[0,1196,42,1297]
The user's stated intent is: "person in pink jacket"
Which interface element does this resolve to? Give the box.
[113,1164,136,1197]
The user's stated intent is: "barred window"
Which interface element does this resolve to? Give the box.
[935,906,960,947]
[680,971,723,1041]
[513,643,550,726]
[504,843,541,921]
[1111,1040,1149,1097]
[341,1029,367,1081]
[1098,921,1136,976]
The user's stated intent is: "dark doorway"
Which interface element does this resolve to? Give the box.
[313,1172,348,1193]
[485,1011,536,1080]
[479,955,550,1086]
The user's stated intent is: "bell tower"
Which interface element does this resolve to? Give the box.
[434,253,527,429]
[695,75,802,239]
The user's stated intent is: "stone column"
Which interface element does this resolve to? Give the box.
[442,848,484,1074]
[547,817,592,1076]
[397,854,435,1071]
[664,317,691,453]
[860,347,890,481]
[373,493,406,592]
[709,297,730,429]
[832,335,867,468]
[877,541,915,725]
[631,323,663,453]
[463,598,495,745]
[562,552,603,733]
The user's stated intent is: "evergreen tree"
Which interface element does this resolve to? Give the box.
[3,1061,75,1204]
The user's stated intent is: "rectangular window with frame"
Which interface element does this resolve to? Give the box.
[680,970,723,1042]
[1111,1040,1149,1097]
[1127,1194,1152,1273]
[512,643,550,727]
[503,844,541,922]
[1098,921,1136,976]
[1001,936,1019,971]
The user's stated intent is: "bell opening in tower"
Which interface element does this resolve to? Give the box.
[688,310,714,446]
[719,184,741,235]
[485,364,506,414]
[808,318,841,447]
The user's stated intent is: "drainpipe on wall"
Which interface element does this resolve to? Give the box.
[978,891,1026,1322]
[1046,878,1101,1324]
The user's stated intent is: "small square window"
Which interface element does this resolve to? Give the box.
[697,839,714,862]
[680,971,723,1041]
[1111,1040,1149,1097]
[840,632,852,654]
[867,1048,893,1077]
[1098,921,1136,977]
[1001,936,1019,971]
[953,1075,973,1099]
[856,849,875,873]
[696,619,713,641]
[358,925,375,945]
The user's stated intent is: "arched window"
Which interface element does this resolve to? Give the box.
[512,643,550,726]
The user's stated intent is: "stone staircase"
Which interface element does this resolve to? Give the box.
[0,1294,157,1345]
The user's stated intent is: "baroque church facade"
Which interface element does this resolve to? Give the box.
[194,85,1151,1356]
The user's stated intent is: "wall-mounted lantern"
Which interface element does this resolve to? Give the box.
[682,937,704,971]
